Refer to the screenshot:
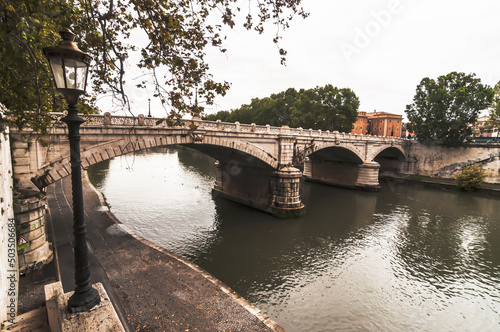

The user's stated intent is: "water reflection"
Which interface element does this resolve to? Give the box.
[88,147,500,332]
[86,158,110,188]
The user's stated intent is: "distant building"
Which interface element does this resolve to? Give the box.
[401,123,415,139]
[351,111,368,135]
[472,115,498,137]
[351,111,403,137]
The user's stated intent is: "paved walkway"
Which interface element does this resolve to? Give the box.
[42,174,283,332]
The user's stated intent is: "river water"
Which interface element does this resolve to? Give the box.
[87,147,500,332]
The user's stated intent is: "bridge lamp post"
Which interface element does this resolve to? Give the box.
[43,29,101,313]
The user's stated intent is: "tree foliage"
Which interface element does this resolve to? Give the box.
[0,0,308,133]
[405,72,494,145]
[486,81,500,131]
[454,164,486,192]
[204,84,360,132]
[0,1,73,132]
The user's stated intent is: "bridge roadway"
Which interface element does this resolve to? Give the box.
[11,112,410,217]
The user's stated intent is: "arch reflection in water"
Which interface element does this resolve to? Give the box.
[88,147,500,332]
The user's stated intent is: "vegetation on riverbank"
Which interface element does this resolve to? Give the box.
[453,164,486,192]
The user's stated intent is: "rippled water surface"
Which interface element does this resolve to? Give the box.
[88,148,500,332]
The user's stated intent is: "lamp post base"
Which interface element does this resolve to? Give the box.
[68,286,101,313]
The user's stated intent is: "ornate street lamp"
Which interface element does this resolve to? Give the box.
[43,29,100,313]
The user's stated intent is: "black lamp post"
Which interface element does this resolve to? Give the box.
[148,98,152,117]
[43,29,101,313]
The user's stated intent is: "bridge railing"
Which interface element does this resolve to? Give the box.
[187,118,403,142]
[49,112,404,142]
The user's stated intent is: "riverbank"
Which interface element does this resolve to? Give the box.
[381,174,500,196]
[19,173,284,331]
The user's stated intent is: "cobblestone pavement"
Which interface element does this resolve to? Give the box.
[17,259,57,315]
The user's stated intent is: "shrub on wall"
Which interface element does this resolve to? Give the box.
[454,164,486,191]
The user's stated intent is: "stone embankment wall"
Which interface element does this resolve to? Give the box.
[408,142,500,183]
[0,124,18,324]
[7,122,53,273]
[14,191,51,272]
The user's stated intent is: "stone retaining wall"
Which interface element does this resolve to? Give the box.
[407,141,500,183]
[14,192,52,272]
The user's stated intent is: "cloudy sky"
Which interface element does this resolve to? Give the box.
[202,0,500,119]
[118,0,500,120]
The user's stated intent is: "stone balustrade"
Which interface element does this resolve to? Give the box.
[48,112,403,144]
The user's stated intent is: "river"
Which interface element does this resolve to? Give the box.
[87,147,500,332]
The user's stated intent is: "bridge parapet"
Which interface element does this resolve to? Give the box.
[28,113,407,185]
[47,112,405,145]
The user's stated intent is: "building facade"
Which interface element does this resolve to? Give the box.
[351,111,403,137]
[351,111,368,135]
[472,115,498,137]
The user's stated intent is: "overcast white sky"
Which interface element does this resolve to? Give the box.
[117,0,500,120]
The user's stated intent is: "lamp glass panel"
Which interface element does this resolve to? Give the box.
[63,58,88,91]
[77,66,88,91]
[49,57,66,89]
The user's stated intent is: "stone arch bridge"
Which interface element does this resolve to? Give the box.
[11,113,410,217]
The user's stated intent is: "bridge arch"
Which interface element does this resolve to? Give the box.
[306,145,364,164]
[192,136,278,168]
[306,144,365,164]
[368,145,406,162]
[370,145,407,175]
[302,145,369,190]
[30,134,278,190]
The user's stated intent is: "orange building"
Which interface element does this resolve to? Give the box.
[351,111,368,135]
[351,111,403,137]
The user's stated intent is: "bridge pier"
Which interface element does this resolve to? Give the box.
[213,160,273,213]
[303,158,381,191]
[355,162,381,191]
[213,161,304,218]
[268,167,304,218]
